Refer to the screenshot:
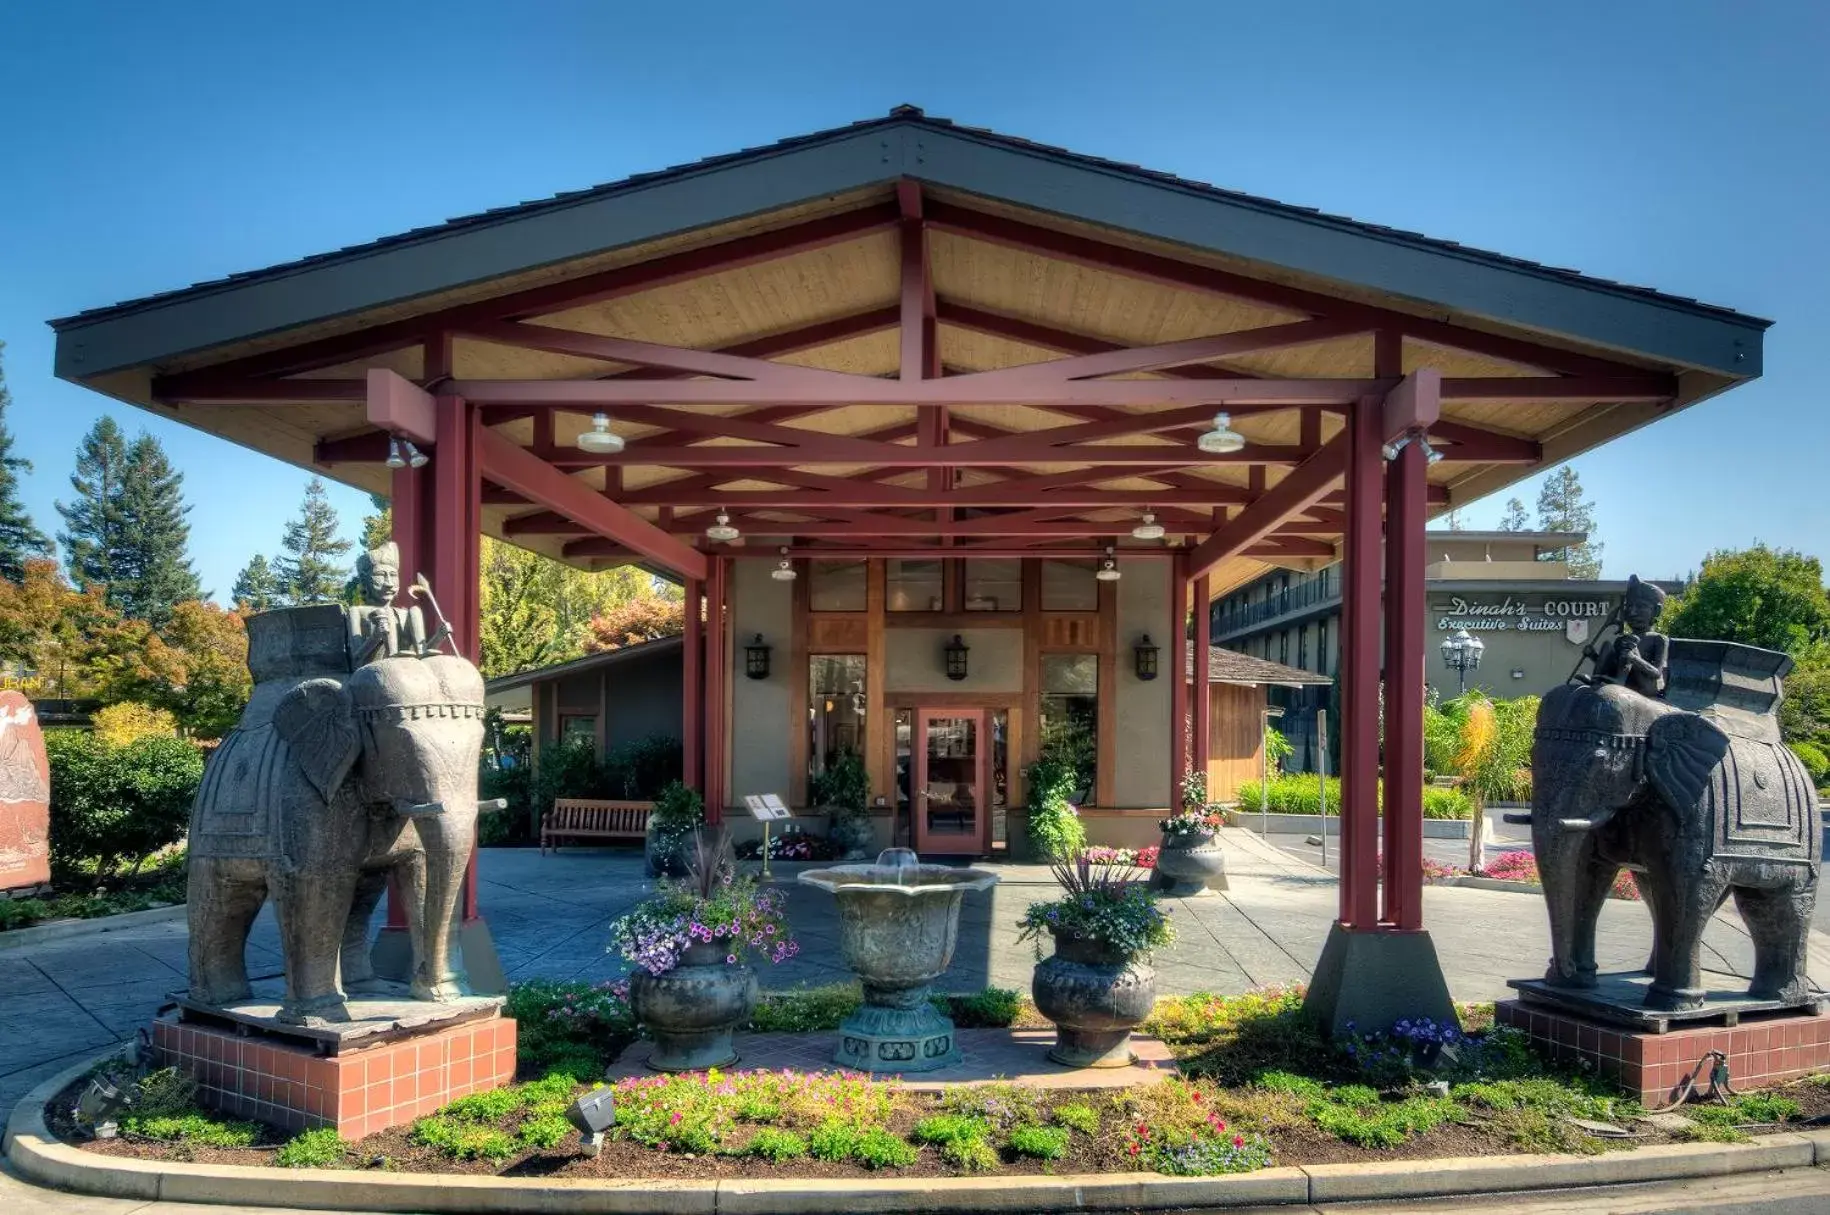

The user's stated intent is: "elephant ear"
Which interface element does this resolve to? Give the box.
[1645,712,1730,812]
[273,678,361,801]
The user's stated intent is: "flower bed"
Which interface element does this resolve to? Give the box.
[62,984,1830,1180]
[1424,850,1641,901]
[734,831,840,862]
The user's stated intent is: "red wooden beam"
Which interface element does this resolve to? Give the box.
[937,301,1258,381]
[1183,437,1349,581]
[926,201,1658,379]
[1426,420,1540,463]
[449,319,867,387]
[1338,396,1383,930]
[476,428,707,580]
[1382,408,1430,932]
[434,376,1387,408]
[963,317,1370,386]
[315,430,392,465]
[153,202,902,390]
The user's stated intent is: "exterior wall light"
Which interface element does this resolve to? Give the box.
[1382,429,1442,465]
[576,412,626,454]
[1134,634,1160,681]
[385,437,428,469]
[944,634,970,681]
[744,634,771,680]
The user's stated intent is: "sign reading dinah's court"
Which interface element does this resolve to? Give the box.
[1433,595,1613,643]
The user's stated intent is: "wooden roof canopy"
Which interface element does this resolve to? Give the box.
[51,107,1768,595]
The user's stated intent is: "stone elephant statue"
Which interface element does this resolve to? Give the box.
[1528,639,1820,1013]
[187,606,490,1026]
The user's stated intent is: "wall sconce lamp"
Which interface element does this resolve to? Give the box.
[1134,634,1160,681]
[943,634,970,682]
[744,634,771,680]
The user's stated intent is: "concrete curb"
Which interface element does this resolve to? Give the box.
[9,1050,1830,1213]
[0,902,185,952]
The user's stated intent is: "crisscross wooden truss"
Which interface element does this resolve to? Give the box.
[152,182,1674,588]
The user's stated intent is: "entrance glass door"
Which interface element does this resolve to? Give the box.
[913,710,988,855]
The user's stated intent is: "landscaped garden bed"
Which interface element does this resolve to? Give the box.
[50,983,1830,1180]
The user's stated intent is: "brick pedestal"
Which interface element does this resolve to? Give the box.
[1496,999,1830,1104]
[151,1011,516,1139]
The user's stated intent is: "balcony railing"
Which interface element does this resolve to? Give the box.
[1212,570,1342,638]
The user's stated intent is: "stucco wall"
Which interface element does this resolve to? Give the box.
[884,627,1021,693]
[602,648,682,750]
[1114,559,1172,808]
[730,559,794,803]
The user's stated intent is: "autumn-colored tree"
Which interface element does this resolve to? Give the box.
[586,594,686,651]
[84,600,251,738]
[0,558,117,696]
[477,537,673,677]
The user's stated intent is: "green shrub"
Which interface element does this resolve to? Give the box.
[1006,1123,1069,1160]
[0,898,48,930]
[938,987,1022,1028]
[1025,753,1086,859]
[1050,1102,1100,1135]
[853,1126,919,1169]
[808,1118,860,1161]
[1307,1095,1457,1148]
[134,1067,198,1118]
[747,983,861,1032]
[47,731,203,886]
[506,978,633,1075]
[744,1126,808,1162]
[1421,787,1473,819]
[810,749,869,814]
[648,780,705,870]
[1789,740,1830,788]
[1232,775,1471,818]
[941,1134,1000,1171]
[604,733,685,800]
[409,1115,519,1161]
[517,1113,572,1149]
[274,1127,347,1168]
[123,1111,259,1147]
[529,735,610,838]
[440,1087,522,1121]
[939,1082,1045,1130]
[912,1113,991,1145]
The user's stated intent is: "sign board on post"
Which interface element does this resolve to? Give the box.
[743,794,792,821]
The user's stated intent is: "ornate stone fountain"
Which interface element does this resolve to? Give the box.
[798,849,999,1072]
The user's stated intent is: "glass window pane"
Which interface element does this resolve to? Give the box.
[894,708,913,821]
[1042,653,1098,695]
[809,559,866,611]
[560,715,597,743]
[1041,559,1098,611]
[808,655,866,784]
[1038,655,1097,806]
[963,559,1021,612]
[887,559,944,612]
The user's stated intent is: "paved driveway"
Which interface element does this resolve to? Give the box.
[5,831,1828,1120]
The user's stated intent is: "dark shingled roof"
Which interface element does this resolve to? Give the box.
[1188,646,1334,687]
[53,105,1767,329]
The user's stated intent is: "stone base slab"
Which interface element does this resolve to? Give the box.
[1508,969,1826,1032]
[1496,998,1830,1103]
[173,985,503,1051]
[151,1009,515,1138]
[1302,922,1458,1037]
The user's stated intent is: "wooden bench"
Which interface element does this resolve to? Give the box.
[540,799,653,854]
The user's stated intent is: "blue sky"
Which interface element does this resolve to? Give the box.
[1,1,1824,597]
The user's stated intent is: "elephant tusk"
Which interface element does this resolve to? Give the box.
[479,798,508,812]
[1556,818,1594,832]
[402,800,447,818]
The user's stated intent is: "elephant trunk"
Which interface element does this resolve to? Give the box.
[1531,811,1598,988]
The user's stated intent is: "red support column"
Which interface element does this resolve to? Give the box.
[1170,553,1190,795]
[1338,395,1384,931]
[1381,414,1431,931]
[1192,573,1212,788]
[682,576,704,794]
[702,557,726,823]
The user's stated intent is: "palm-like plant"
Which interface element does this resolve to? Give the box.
[1452,692,1522,871]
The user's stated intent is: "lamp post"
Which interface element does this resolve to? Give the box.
[1440,628,1484,695]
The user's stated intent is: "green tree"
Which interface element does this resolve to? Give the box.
[1534,466,1602,578]
[113,433,201,621]
[0,344,50,581]
[1498,497,1529,532]
[231,554,281,611]
[359,493,392,551]
[477,537,670,678]
[57,416,131,600]
[276,478,352,605]
[1661,545,1830,658]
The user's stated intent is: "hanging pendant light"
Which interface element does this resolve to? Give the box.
[770,546,797,581]
[705,510,740,543]
[1095,546,1122,582]
[1132,510,1165,541]
[575,412,625,454]
[1196,411,1245,454]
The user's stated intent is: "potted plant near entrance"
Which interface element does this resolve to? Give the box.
[812,750,873,861]
[612,828,798,1071]
[1023,851,1172,1067]
[644,780,703,877]
[1151,772,1228,895]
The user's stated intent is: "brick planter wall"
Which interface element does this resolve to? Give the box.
[150,1012,516,1139]
[1496,999,1830,1104]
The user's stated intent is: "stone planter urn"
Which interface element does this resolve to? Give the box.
[1150,827,1227,896]
[1031,930,1156,1068]
[629,940,759,1071]
[799,849,999,1072]
[826,810,876,862]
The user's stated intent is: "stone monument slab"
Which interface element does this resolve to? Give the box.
[0,691,50,895]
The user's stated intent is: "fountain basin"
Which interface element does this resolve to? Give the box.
[799,851,999,1072]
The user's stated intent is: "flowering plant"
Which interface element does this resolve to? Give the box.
[1083,844,1159,870]
[610,829,799,975]
[1017,850,1172,960]
[1157,807,1223,839]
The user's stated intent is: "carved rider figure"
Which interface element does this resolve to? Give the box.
[346,542,428,667]
[1575,575,1668,698]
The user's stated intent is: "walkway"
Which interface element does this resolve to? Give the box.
[6,831,1829,1121]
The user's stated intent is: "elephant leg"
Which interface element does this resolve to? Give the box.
[270,868,361,1025]
[1645,873,1725,1012]
[1734,884,1814,1004]
[186,857,265,1006]
[1564,856,1620,986]
[393,836,468,1003]
[339,870,390,993]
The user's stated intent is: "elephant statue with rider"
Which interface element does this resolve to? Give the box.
[1527,581,1820,1014]
[187,547,496,1026]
